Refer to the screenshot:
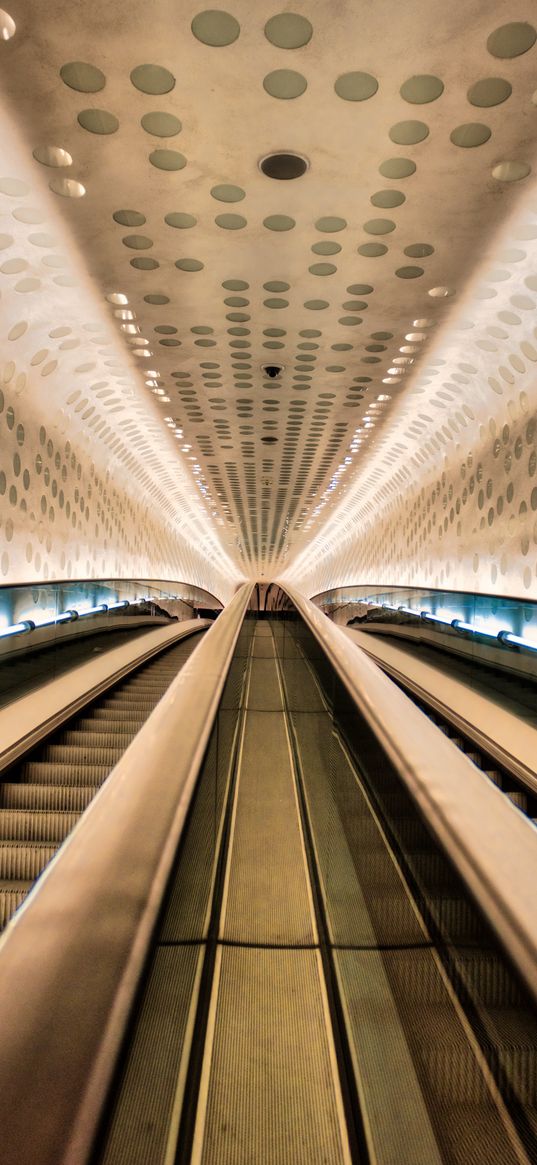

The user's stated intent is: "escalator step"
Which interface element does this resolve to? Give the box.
[0,842,58,879]
[485,770,503,788]
[0,783,97,812]
[20,761,111,785]
[0,809,81,842]
[0,889,28,930]
[100,699,161,712]
[39,744,124,765]
[91,709,147,723]
[75,718,145,733]
[505,790,528,812]
[60,730,138,748]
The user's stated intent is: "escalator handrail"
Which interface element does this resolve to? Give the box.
[281,583,537,1005]
[0,581,253,1165]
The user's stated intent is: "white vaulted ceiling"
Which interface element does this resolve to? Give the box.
[0,2,537,590]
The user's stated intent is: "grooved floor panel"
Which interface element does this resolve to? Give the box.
[246,655,282,711]
[221,701,315,945]
[100,946,202,1165]
[197,947,349,1165]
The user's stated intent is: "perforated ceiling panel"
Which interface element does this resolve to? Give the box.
[0,2,536,592]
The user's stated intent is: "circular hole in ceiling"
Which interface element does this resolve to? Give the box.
[122,234,153,249]
[264,12,312,48]
[304,299,329,310]
[389,120,429,145]
[78,109,119,134]
[371,189,405,208]
[149,149,186,170]
[467,77,512,106]
[358,243,387,256]
[348,283,373,295]
[263,215,295,231]
[165,212,197,228]
[309,262,337,275]
[315,216,346,232]
[402,246,434,268]
[131,64,175,94]
[33,145,72,167]
[0,178,29,196]
[259,152,308,179]
[145,293,169,304]
[60,61,105,92]
[141,111,182,136]
[492,161,531,182]
[428,285,455,297]
[264,298,288,308]
[264,281,289,292]
[487,22,536,58]
[450,122,491,147]
[131,257,158,270]
[191,10,240,46]
[113,208,146,226]
[215,213,246,229]
[379,157,416,179]
[12,208,44,223]
[396,265,424,278]
[263,69,307,99]
[334,71,378,101]
[49,177,85,198]
[400,74,444,103]
[223,279,249,290]
[211,184,245,202]
[363,218,395,235]
[312,241,341,255]
[175,258,204,271]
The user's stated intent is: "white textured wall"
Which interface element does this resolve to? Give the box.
[285,189,537,601]
[0,110,238,603]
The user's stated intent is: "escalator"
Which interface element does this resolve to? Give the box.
[0,628,206,930]
[92,617,537,1165]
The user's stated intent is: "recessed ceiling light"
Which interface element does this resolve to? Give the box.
[0,9,16,39]
[259,152,309,180]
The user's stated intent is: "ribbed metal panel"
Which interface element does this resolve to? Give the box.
[198,948,349,1165]
[0,809,80,842]
[20,761,110,785]
[0,842,57,879]
[0,783,97,812]
[39,744,124,766]
[0,888,29,929]
[75,719,145,734]
[100,946,202,1165]
[222,707,315,946]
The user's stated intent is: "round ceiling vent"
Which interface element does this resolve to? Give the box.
[261,363,284,378]
[259,152,309,180]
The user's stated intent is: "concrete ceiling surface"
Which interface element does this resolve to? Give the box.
[1,1,536,581]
